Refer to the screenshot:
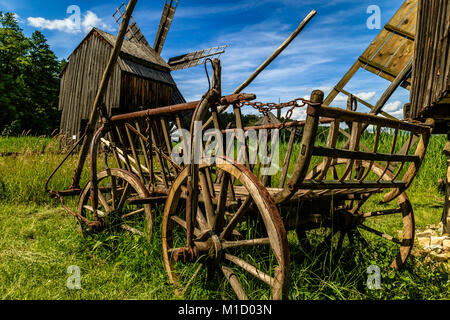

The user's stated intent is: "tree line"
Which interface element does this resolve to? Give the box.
[0,12,64,136]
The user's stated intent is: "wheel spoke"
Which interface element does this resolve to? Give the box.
[83,205,107,218]
[117,182,131,209]
[214,171,230,233]
[97,190,111,213]
[199,170,215,229]
[222,238,270,250]
[225,253,274,287]
[220,196,252,240]
[121,208,145,219]
[362,208,403,218]
[353,229,369,246]
[358,224,401,245]
[121,224,144,236]
[170,216,201,237]
[180,263,204,297]
[196,207,209,231]
[110,175,118,210]
[221,265,248,300]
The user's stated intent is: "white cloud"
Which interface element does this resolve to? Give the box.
[27,10,115,34]
[81,11,115,33]
[334,91,376,102]
[27,16,80,34]
[356,91,376,101]
[383,101,404,118]
[384,101,402,112]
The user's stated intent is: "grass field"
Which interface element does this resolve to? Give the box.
[0,134,448,300]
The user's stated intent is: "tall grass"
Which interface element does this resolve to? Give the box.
[0,136,59,154]
[0,135,448,300]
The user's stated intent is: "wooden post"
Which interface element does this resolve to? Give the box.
[71,0,138,189]
[233,10,316,94]
[273,90,323,204]
[442,136,450,235]
[202,10,317,130]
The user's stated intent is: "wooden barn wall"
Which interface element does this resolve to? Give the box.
[411,0,450,122]
[58,33,121,141]
[119,72,174,114]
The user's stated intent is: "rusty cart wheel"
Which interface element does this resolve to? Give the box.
[77,168,153,239]
[296,159,414,269]
[162,158,289,300]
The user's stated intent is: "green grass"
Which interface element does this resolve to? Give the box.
[0,135,59,154]
[0,135,448,300]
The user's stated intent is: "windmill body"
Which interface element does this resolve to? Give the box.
[58,0,227,147]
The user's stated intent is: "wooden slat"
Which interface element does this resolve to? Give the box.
[324,0,418,118]
[358,56,399,79]
[296,180,406,190]
[312,146,419,163]
[384,23,415,41]
[318,105,430,134]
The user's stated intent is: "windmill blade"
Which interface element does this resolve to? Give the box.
[153,0,179,55]
[168,45,229,71]
[113,2,151,48]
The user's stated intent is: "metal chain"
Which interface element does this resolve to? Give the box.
[235,98,310,121]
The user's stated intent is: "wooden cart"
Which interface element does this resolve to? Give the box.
[48,60,432,300]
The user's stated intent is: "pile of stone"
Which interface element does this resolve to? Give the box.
[414,222,450,262]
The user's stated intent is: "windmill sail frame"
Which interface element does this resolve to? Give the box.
[168,45,229,71]
[113,2,151,49]
[153,0,179,55]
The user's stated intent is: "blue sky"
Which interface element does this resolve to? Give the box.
[0,0,411,119]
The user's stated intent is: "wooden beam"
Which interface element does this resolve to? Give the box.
[312,146,419,163]
[384,23,415,41]
[71,0,138,189]
[370,59,413,116]
[358,56,399,79]
[334,86,375,110]
[203,10,317,129]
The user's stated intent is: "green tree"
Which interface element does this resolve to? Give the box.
[0,11,31,134]
[21,30,61,134]
[0,11,62,135]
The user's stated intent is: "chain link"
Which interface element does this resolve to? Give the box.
[235,98,310,121]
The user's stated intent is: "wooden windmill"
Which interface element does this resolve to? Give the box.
[322,0,419,154]
[325,0,418,120]
[58,0,228,148]
[113,1,228,71]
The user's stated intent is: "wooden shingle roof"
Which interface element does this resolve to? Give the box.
[94,28,171,70]
[61,27,186,105]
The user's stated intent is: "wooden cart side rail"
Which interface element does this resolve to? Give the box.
[313,105,433,203]
[295,180,406,190]
[317,105,431,134]
[311,146,420,163]
[382,121,432,203]
[273,89,433,205]
[218,117,335,134]
[109,93,256,123]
